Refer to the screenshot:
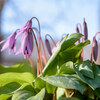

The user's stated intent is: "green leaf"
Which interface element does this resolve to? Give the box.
[0,72,35,86]
[27,88,45,100]
[0,82,21,95]
[0,94,12,100]
[34,77,55,93]
[0,64,36,76]
[73,63,100,89]
[76,60,94,79]
[59,40,90,64]
[43,33,84,76]
[59,61,75,74]
[34,77,46,90]
[95,88,100,98]
[57,88,65,100]
[41,74,87,94]
[60,33,83,51]
[46,82,56,93]
[12,90,35,100]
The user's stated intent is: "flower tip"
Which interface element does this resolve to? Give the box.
[93,39,98,61]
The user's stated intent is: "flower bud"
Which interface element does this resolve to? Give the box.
[76,26,80,33]
[45,39,52,56]
[83,18,88,40]
[93,39,98,61]
[76,25,80,43]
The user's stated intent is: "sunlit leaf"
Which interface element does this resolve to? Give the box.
[59,61,75,74]
[27,88,45,100]
[41,74,87,94]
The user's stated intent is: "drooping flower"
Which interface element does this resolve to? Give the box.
[16,31,34,59]
[92,37,98,61]
[83,18,88,40]
[45,38,52,56]
[15,19,32,39]
[76,24,80,44]
[0,31,16,54]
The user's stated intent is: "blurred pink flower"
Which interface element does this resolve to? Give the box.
[0,32,16,54]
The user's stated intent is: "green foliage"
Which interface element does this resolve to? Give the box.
[43,33,90,76]
[59,61,75,74]
[74,61,100,89]
[0,33,100,100]
[12,90,35,100]
[41,74,87,94]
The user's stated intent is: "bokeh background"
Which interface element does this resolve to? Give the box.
[0,0,100,66]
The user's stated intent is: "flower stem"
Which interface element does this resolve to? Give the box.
[40,38,47,65]
[30,28,43,76]
[31,17,47,65]
[53,88,57,100]
[65,89,69,97]
[37,59,40,76]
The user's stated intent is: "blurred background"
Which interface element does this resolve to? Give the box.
[0,0,100,66]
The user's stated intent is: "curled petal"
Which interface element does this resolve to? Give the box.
[15,29,26,39]
[0,40,6,45]
[76,26,80,33]
[45,39,52,56]
[1,39,9,52]
[83,18,88,40]
[93,39,98,61]
[9,49,12,55]
[9,32,16,50]
[16,48,21,55]
[76,25,80,44]
[21,32,28,55]
[28,31,34,52]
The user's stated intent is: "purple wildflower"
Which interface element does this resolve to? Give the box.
[45,38,52,56]
[76,25,80,44]
[15,19,32,39]
[83,18,88,40]
[16,31,34,59]
[0,32,16,54]
[93,38,98,61]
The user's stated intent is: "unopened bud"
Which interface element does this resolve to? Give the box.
[93,39,98,61]
[76,26,80,33]
[45,39,52,56]
[83,18,88,40]
[76,25,80,43]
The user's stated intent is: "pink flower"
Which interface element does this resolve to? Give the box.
[15,19,32,39]
[83,18,88,40]
[0,32,16,54]
[16,31,33,59]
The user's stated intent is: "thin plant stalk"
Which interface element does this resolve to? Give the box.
[31,17,47,66]
[40,38,47,65]
[30,28,43,76]
[64,89,69,97]
[53,88,57,100]
[37,59,40,76]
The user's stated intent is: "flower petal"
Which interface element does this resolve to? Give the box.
[0,40,6,45]
[9,49,12,55]
[16,48,21,55]
[1,39,9,52]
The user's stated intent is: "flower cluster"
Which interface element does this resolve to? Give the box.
[0,19,33,59]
